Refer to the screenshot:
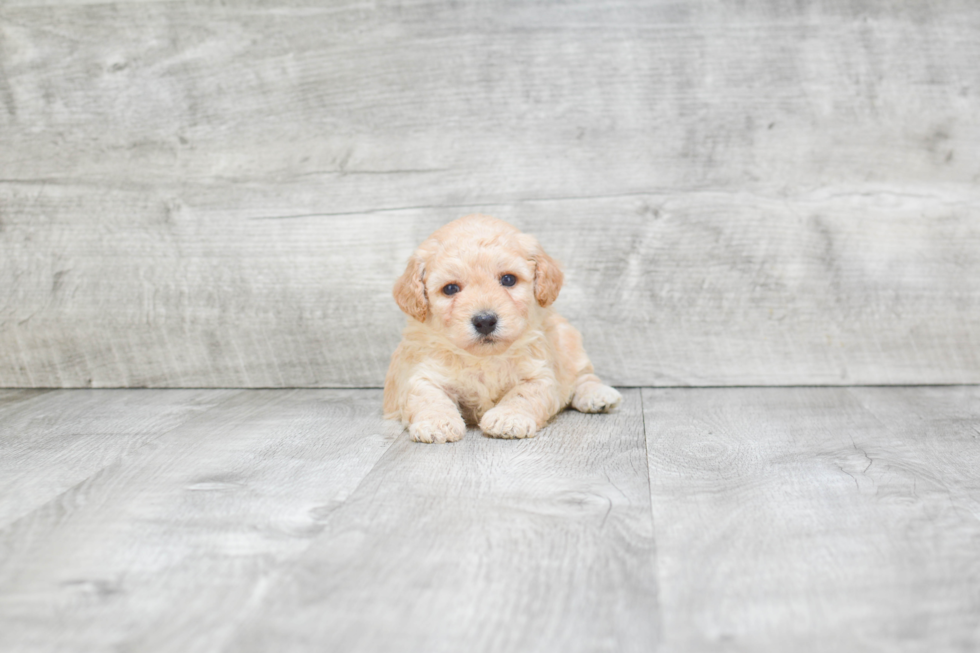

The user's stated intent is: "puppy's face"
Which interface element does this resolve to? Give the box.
[393,215,564,356]
[424,240,535,354]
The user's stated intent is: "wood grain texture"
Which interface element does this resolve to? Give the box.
[2,0,979,387]
[0,388,236,526]
[643,386,980,652]
[1,387,977,651]
[225,388,657,653]
[2,190,977,388]
[0,389,398,653]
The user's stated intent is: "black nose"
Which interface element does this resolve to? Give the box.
[471,312,498,336]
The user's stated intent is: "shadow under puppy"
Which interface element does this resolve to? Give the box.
[384,214,622,443]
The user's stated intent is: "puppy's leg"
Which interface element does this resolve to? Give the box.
[571,373,622,413]
[403,379,466,444]
[549,317,622,414]
[480,380,562,439]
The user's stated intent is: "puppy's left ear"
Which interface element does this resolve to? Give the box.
[531,243,564,307]
[392,254,428,322]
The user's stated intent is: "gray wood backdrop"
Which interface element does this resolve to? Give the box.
[1,0,978,388]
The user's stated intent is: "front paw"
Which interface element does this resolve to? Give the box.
[572,383,622,413]
[480,407,538,439]
[409,414,466,444]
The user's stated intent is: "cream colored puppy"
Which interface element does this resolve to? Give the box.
[384,214,622,443]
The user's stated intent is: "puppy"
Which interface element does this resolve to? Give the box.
[384,214,622,443]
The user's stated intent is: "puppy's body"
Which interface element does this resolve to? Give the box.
[384,215,621,443]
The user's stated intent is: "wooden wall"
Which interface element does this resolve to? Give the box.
[1,0,978,387]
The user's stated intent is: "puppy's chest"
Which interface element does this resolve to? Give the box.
[442,357,523,416]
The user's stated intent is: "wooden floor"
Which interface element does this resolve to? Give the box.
[1,386,978,652]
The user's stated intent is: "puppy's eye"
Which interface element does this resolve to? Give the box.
[500,274,517,287]
[442,283,461,296]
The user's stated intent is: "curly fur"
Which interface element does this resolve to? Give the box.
[384,214,622,443]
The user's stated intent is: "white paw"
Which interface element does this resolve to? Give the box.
[408,414,466,444]
[572,383,622,413]
[479,407,538,439]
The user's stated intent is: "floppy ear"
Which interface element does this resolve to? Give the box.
[392,254,428,322]
[532,246,564,307]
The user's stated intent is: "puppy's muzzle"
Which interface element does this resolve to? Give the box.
[471,312,498,336]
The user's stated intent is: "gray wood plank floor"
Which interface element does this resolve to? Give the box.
[1,387,978,652]
[644,386,980,652]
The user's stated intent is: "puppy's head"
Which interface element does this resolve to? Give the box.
[393,214,563,355]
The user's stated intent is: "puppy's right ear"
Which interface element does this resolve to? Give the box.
[392,254,428,322]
